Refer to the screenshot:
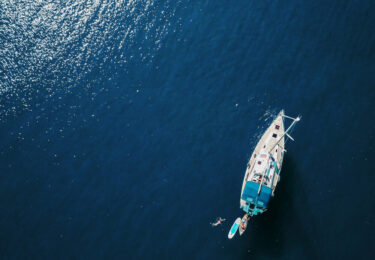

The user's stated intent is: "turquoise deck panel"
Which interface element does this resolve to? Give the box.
[241,181,272,208]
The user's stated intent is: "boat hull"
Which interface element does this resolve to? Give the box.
[228,218,241,239]
[240,110,285,215]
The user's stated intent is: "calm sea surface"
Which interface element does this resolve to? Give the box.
[1,0,374,259]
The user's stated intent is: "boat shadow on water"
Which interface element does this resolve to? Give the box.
[239,155,318,259]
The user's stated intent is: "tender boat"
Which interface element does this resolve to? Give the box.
[229,110,301,238]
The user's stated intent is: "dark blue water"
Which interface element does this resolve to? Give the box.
[1,0,374,259]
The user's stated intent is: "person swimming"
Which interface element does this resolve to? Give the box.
[211,217,226,227]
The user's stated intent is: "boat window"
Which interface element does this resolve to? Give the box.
[275,125,280,130]
[272,133,277,138]
[257,161,261,165]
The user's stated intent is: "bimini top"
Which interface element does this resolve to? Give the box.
[241,181,272,208]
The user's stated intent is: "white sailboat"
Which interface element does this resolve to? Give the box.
[228,110,301,239]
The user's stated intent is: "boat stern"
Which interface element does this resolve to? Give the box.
[240,181,271,216]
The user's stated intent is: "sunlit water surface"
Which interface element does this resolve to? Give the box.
[1,0,374,259]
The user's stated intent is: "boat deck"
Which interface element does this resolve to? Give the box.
[240,110,285,207]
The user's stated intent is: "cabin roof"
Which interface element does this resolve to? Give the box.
[241,181,272,208]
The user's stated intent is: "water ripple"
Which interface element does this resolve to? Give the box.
[0,0,179,118]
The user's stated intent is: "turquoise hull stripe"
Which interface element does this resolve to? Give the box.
[272,161,280,174]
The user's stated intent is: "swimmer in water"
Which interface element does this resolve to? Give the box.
[211,217,226,227]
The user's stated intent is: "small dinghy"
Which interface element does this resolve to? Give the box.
[238,214,249,236]
[229,110,301,238]
[228,218,241,239]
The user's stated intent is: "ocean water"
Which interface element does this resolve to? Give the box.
[1,0,374,259]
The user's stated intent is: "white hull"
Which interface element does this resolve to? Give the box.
[240,110,286,212]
